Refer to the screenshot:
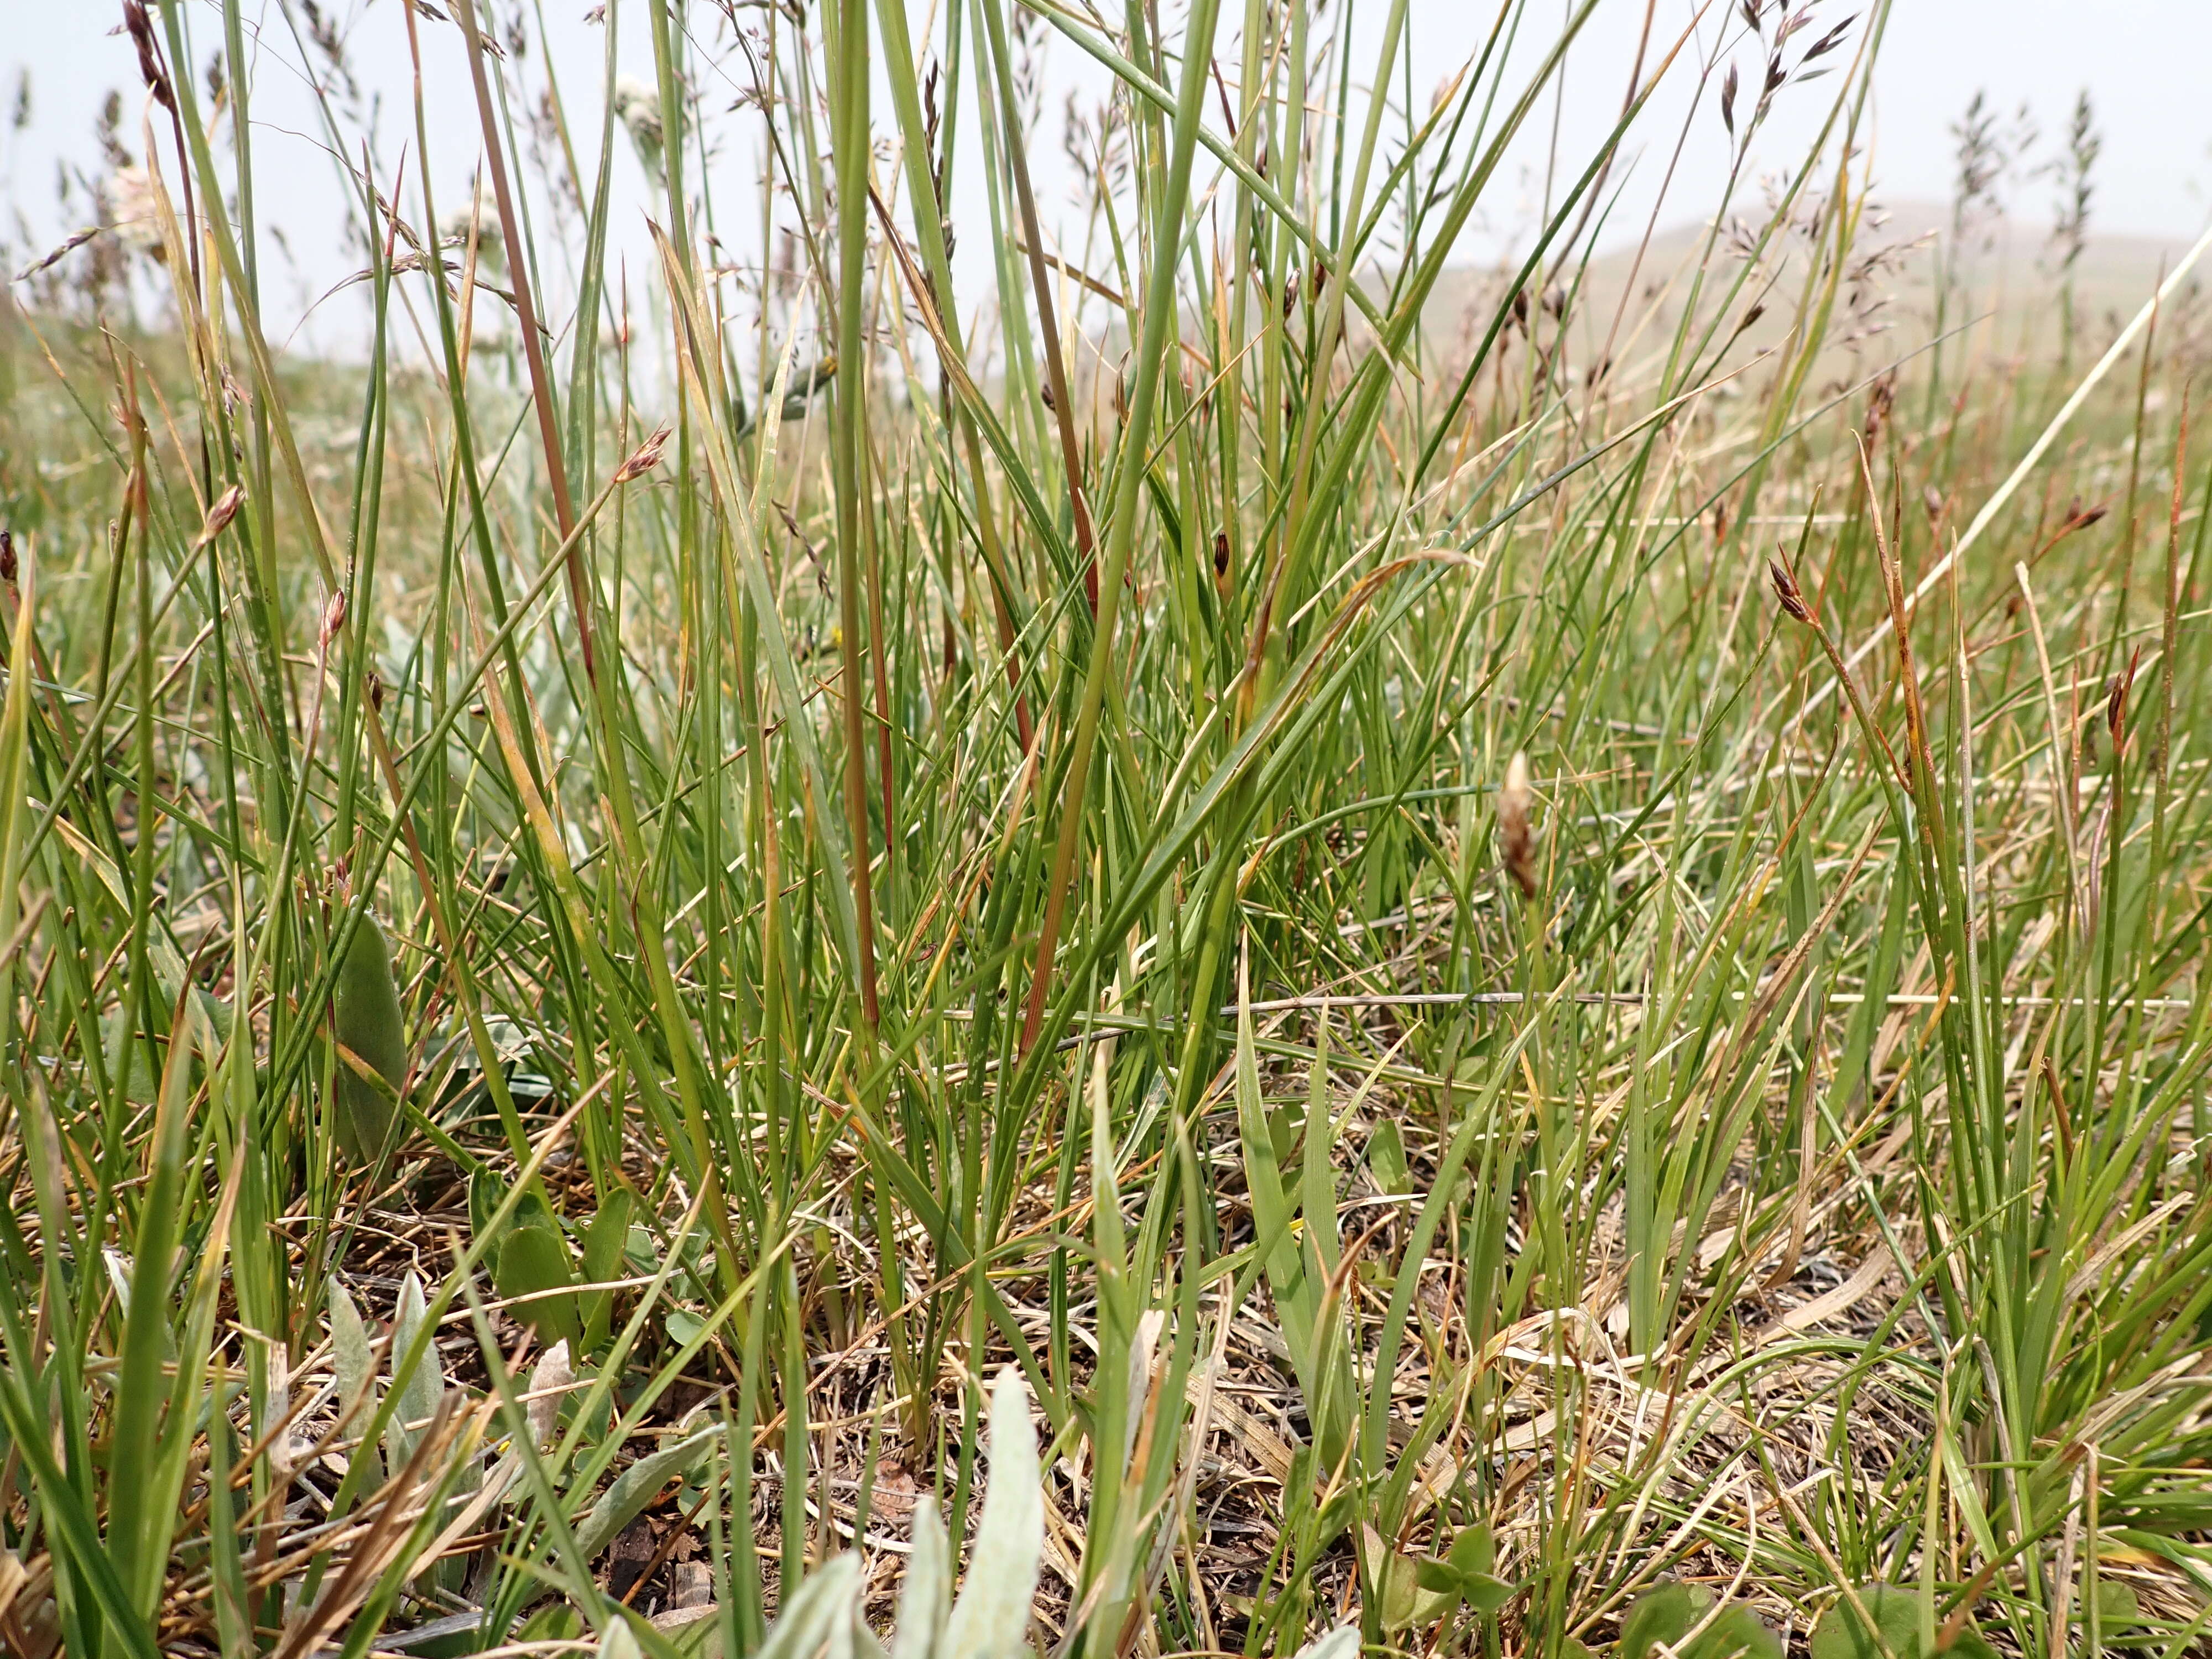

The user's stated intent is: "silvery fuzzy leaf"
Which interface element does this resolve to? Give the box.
[384,1271,445,1473]
[328,1279,375,1419]
[941,1369,1042,1659]
[575,1426,720,1562]
[891,1502,950,1659]
[1289,1629,1361,1659]
[598,1617,644,1659]
[828,1572,857,1659]
[758,1554,862,1659]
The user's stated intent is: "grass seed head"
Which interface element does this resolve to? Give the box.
[2106,644,2141,747]
[612,420,672,484]
[1863,370,1896,444]
[2059,495,2108,534]
[1499,750,1538,900]
[121,1,174,111]
[194,483,245,549]
[1768,551,1811,622]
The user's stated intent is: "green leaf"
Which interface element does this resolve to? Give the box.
[1810,1585,1917,1659]
[518,1605,582,1644]
[578,1187,634,1354]
[468,1167,507,1247]
[1376,1540,1464,1631]
[576,1426,720,1562]
[1690,1607,1785,1659]
[1624,1583,1710,1657]
[1620,1583,1781,1659]
[496,1217,583,1347]
[1464,1574,1516,1618]
[1809,1584,1996,1659]
[665,1308,705,1346]
[1445,1522,1496,1582]
[1377,1546,1422,1631]
[331,912,408,1164]
[2087,1580,2144,1631]
[1368,1116,1410,1193]
[1406,1523,1513,1619]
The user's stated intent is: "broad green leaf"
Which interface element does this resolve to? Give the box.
[2090,1579,2144,1629]
[579,1187,635,1354]
[1624,1583,1782,1659]
[497,1218,583,1346]
[331,912,408,1164]
[1809,1584,1997,1659]
[1376,1543,1419,1630]
[1368,1116,1410,1194]
[468,1167,507,1246]
[518,1605,582,1644]
[576,1426,721,1561]
[1689,1607,1784,1659]
[1624,1583,1709,1658]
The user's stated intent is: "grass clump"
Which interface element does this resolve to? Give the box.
[1,0,2210,1655]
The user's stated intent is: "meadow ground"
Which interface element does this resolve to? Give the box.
[1,2,2210,1656]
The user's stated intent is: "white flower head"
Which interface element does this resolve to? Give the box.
[612,75,667,178]
[109,164,166,262]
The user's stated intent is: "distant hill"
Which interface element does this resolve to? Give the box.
[1409,202,2205,383]
[988,202,2204,430]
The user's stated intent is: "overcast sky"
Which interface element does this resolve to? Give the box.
[4,1,2210,359]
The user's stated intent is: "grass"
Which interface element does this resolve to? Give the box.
[1,0,2210,1655]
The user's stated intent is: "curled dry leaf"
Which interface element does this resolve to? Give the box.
[525,1340,571,1451]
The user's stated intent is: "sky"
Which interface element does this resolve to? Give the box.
[3,1,2210,362]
